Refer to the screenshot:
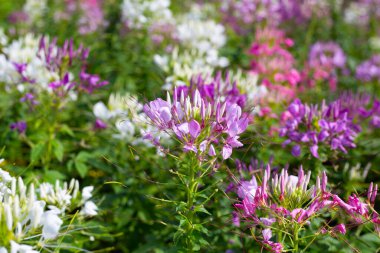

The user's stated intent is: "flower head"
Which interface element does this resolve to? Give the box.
[144,81,250,159]
[280,97,360,158]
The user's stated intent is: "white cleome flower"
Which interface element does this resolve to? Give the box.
[23,0,48,26]
[0,165,97,250]
[121,0,172,29]
[81,201,98,216]
[41,210,63,239]
[10,241,39,253]
[82,186,94,202]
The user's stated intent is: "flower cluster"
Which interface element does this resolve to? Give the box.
[356,54,380,83]
[221,0,331,34]
[153,4,229,90]
[93,93,170,147]
[55,0,106,35]
[344,0,380,27]
[334,92,380,129]
[249,27,300,102]
[302,42,346,90]
[220,0,283,33]
[0,166,97,252]
[175,73,248,109]
[22,0,48,26]
[143,79,250,159]
[279,98,359,158]
[121,0,172,29]
[234,164,379,252]
[0,33,108,100]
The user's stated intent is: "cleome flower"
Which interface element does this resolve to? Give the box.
[356,54,380,83]
[93,93,171,149]
[0,166,98,252]
[0,33,108,102]
[143,80,250,159]
[233,163,379,252]
[302,41,346,90]
[279,97,359,158]
[248,27,301,102]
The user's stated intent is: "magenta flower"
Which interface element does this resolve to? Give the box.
[262,228,283,253]
[143,84,250,160]
[309,42,346,69]
[175,73,247,109]
[94,119,107,129]
[233,163,379,252]
[332,224,346,235]
[280,97,360,158]
[248,27,300,102]
[10,121,27,134]
[356,54,380,82]
[302,41,346,90]
[36,36,108,95]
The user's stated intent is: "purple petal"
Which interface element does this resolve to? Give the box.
[310,145,319,158]
[222,145,233,160]
[291,145,301,157]
[189,120,201,138]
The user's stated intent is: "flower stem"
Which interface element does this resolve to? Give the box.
[293,226,299,253]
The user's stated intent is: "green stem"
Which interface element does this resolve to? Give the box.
[293,226,299,253]
[184,156,199,252]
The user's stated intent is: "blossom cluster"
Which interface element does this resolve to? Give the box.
[0,33,108,101]
[279,98,358,158]
[22,0,48,26]
[279,92,380,158]
[143,74,250,159]
[93,93,170,147]
[121,0,172,29]
[356,54,380,83]
[54,0,106,35]
[302,42,346,90]
[0,165,97,252]
[234,164,379,252]
[249,27,300,102]
[153,6,229,90]
[344,0,380,27]
[221,0,331,34]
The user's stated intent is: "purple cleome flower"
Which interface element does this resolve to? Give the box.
[233,164,379,252]
[279,96,363,158]
[356,54,380,82]
[10,121,27,134]
[143,76,250,160]
[37,36,108,95]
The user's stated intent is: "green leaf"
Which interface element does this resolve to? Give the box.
[76,151,92,162]
[60,124,74,137]
[51,139,64,162]
[30,142,45,164]
[44,170,66,182]
[75,160,88,178]
[194,206,211,215]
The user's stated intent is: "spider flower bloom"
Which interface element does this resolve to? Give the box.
[356,54,380,82]
[77,0,106,34]
[220,0,330,34]
[249,27,300,102]
[38,36,108,94]
[143,87,249,159]
[309,42,346,69]
[334,92,380,129]
[0,167,97,251]
[10,121,27,134]
[234,166,322,251]
[234,165,379,251]
[279,98,359,158]
[175,73,247,109]
[303,42,346,90]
